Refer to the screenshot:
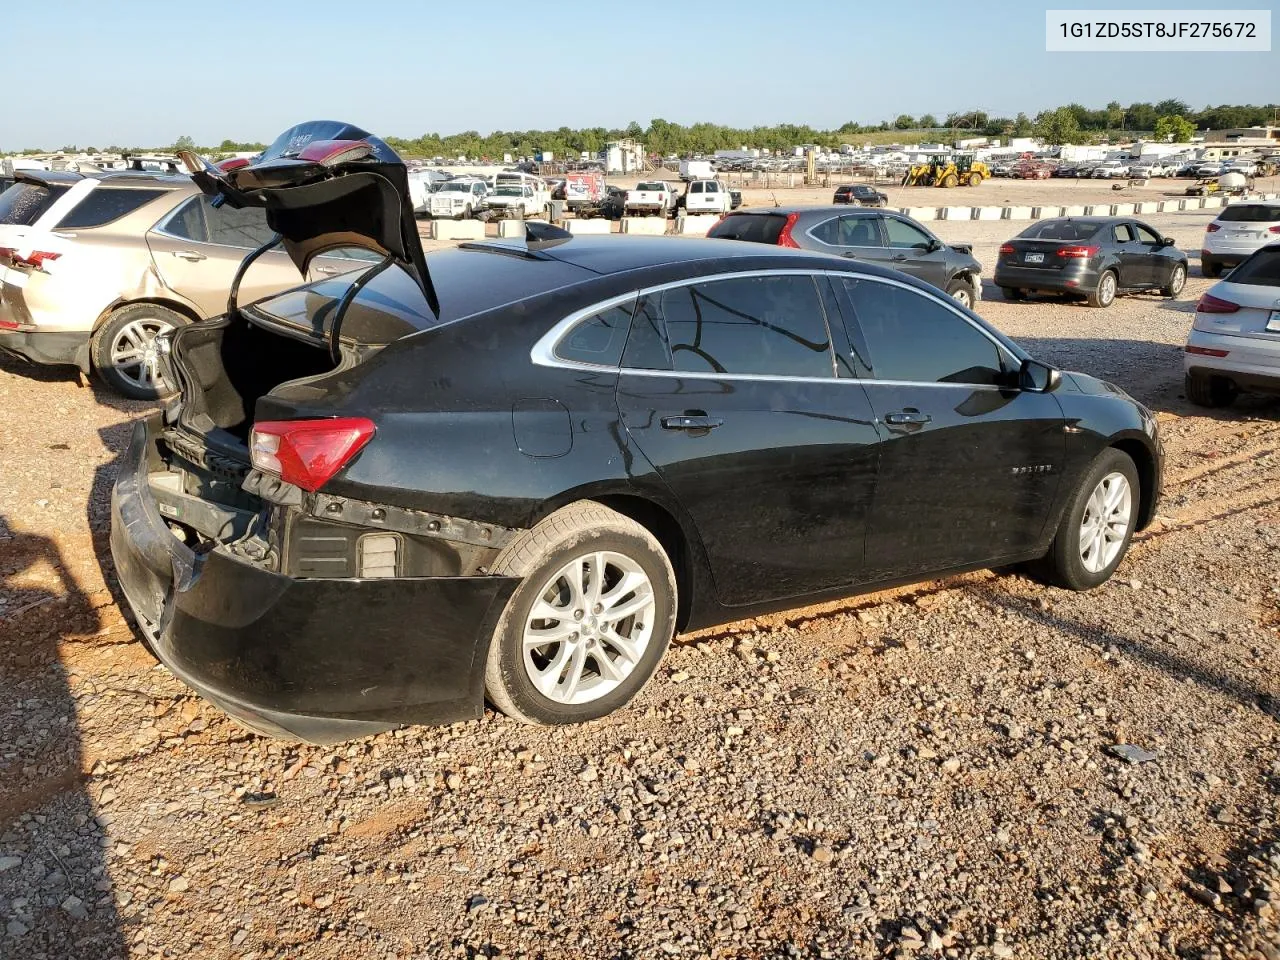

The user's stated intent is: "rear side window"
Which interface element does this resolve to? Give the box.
[1018,220,1102,242]
[0,182,68,226]
[205,200,274,248]
[162,197,207,241]
[556,301,635,366]
[839,278,1007,385]
[1219,205,1280,223]
[632,275,833,378]
[1226,248,1280,286]
[56,188,167,228]
[707,213,786,244]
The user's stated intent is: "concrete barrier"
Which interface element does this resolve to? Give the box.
[1110,203,1135,216]
[432,219,485,241]
[1004,206,1033,221]
[1030,206,1059,219]
[497,219,526,238]
[566,218,613,235]
[1083,205,1104,216]
[975,207,1003,221]
[904,207,938,221]
[621,216,668,235]
[941,207,974,221]
[1134,202,1157,214]
[1063,205,1087,217]
[1203,197,1224,208]
[676,215,720,236]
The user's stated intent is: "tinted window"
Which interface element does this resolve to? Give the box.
[707,213,785,244]
[204,198,274,248]
[1018,220,1102,242]
[809,217,841,245]
[1219,204,1280,223]
[1133,223,1160,244]
[883,217,932,249]
[840,216,881,246]
[839,278,1007,385]
[1226,248,1280,287]
[1113,224,1135,243]
[639,276,833,378]
[0,182,68,226]
[556,302,634,366]
[56,188,167,228]
[163,197,207,242]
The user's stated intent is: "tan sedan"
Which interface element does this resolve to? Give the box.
[0,169,367,398]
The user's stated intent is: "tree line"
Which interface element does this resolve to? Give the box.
[19,102,1278,158]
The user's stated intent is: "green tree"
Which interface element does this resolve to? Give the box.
[1012,112,1033,136]
[1033,107,1080,145]
[1125,102,1158,131]
[919,114,938,128]
[893,114,916,130]
[172,135,196,153]
[1106,100,1126,130]
[1154,99,1191,119]
[1153,114,1195,143]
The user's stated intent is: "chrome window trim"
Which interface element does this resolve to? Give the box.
[804,213,884,250]
[531,268,1021,383]
[151,194,278,253]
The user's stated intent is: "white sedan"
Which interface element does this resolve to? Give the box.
[1184,242,1280,406]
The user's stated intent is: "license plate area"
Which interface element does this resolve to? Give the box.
[1025,252,1045,264]
[1266,310,1280,332]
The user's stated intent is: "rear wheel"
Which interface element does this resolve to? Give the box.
[1185,371,1236,408]
[484,501,677,725]
[1000,286,1026,301]
[91,303,189,400]
[945,278,976,309]
[968,172,983,186]
[1162,263,1187,298]
[1201,259,1222,279]
[1088,270,1117,308]
[1032,449,1140,590]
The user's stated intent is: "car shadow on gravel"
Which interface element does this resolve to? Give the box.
[0,352,156,420]
[0,515,126,958]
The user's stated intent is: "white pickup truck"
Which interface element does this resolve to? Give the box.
[428,179,488,219]
[682,179,732,215]
[625,181,675,218]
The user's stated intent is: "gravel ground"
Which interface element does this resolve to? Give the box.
[2,204,1279,960]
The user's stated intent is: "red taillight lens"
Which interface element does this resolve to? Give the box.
[250,418,375,492]
[1269,225,1280,234]
[8,250,61,271]
[1056,245,1099,259]
[1185,345,1229,357]
[298,139,374,166]
[217,157,251,172]
[1205,222,1221,232]
[776,212,801,248]
[999,243,1015,255]
[1196,293,1240,314]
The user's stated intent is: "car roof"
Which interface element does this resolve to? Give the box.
[532,234,824,273]
[726,205,887,218]
[15,168,190,189]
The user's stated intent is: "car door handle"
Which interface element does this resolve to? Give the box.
[892,254,908,261]
[172,250,206,262]
[884,411,932,425]
[314,265,339,275]
[842,252,858,259]
[662,415,724,431]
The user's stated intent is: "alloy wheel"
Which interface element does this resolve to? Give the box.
[1078,472,1132,574]
[522,551,656,705]
[1098,272,1117,305]
[1168,265,1186,295]
[110,318,175,394]
[951,287,973,308]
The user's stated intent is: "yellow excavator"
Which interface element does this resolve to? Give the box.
[902,155,991,187]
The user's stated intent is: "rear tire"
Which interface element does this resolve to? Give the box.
[1087,270,1117,308]
[483,501,677,726]
[1000,286,1026,301]
[1185,371,1236,408]
[1201,259,1222,279]
[1030,449,1140,591]
[968,172,983,186]
[91,303,189,400]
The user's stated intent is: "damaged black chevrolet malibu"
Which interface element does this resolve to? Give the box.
[110,122,1163,743]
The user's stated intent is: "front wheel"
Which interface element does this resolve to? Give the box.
[1032,449,1140,590]
[1162,263,1187,298]
[484,501,677,725]
[945,277,976,309]
[1088,270,1117,308]
[91,303,189,400]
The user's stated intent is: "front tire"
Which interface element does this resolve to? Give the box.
[1162,263,1187,298]
[1088,270,1117,308]
[484,501,677,725]
[91,303,189,400]
[945,277,976,309]
[1033,449,1140,590]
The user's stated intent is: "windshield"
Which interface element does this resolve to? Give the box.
[1018,220,1102,242]
[439,182,474,193]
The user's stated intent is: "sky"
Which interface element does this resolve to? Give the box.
[2,0,1276,150]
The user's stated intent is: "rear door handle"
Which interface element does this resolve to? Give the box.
[172,249,206,262]
[884,411,932,425]
[315,265,339,275]
[662,415,724,431]
[892,254,908,262]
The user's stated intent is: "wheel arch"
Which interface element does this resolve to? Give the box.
[1109,436,1159,531]
[92,296,203,334]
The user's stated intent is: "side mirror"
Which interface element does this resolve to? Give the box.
[1161,237,1176,247]
[921,238,943,253]
[1020,358,1061,393]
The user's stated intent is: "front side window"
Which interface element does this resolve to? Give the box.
[556,301,635,366]
[632,275,834,378]
[838,278,1008,386]
[883,217,932,249]
[1133,223,1161,244]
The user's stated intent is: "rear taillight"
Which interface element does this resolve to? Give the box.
[7,250,61,272]
[1205,222,1221,232]
[250,418,375,492]
[776,213,801,248]
[217,157,251,172]
[1196,293,1240,314]
[1269,225,1280,234]
[1185,345,1229,357]
[999,243,1015,255]
[297,139,374,166]
[1056,245,1099,259]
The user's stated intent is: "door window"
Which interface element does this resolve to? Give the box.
[160,197,207,241]
[840,216,881,246]
[809,217,842,245]
[1133,223,1160,244]
[556,302,635,366]
[838,278,1008,385]
[629,275,834,378]
[882,216,932,249]
[1113,224,1135,243]
[204,198,275,248]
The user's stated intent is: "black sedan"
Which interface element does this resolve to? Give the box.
[110,121,1164,743]
[994,216,1188,307]
[709,207,983,308]
[833,183,888,206]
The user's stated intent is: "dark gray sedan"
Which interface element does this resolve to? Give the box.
[707,207,982,307]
